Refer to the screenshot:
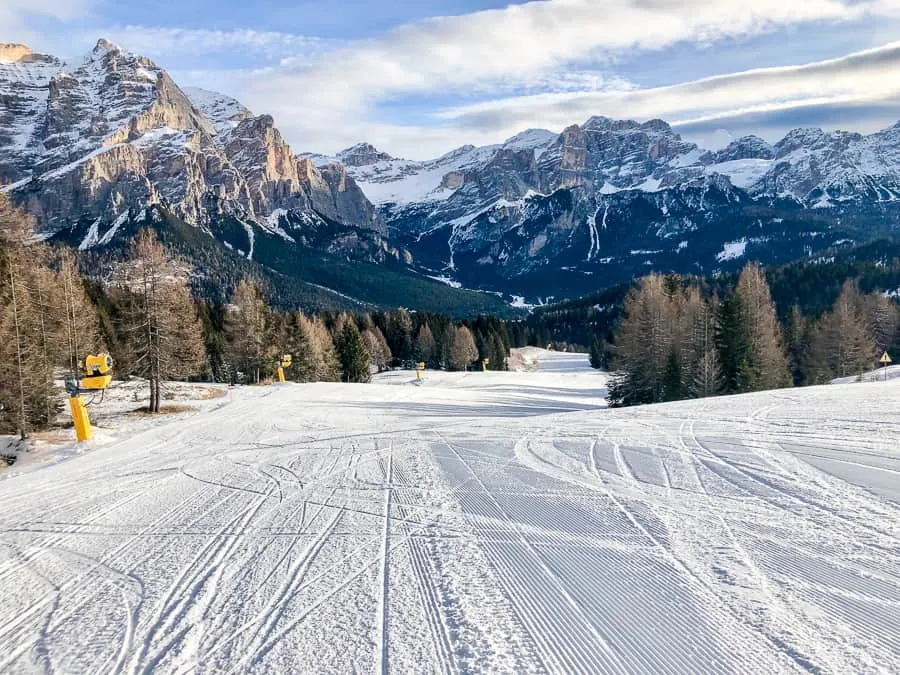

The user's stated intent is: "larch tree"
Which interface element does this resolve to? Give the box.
[449,325,478,371]
[685,288,722,399]
[0,195,57,437]
[362,326,392,373]
[122,229,206,412]
[608,274,674,406]
[306,315,341,382]
[863,292,899,356]
[414,323,437,367]
[225,279,269,384]
[813,281,876,380]
[55,249,102,375]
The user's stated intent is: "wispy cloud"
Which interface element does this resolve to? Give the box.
[98,25,336,63]
[234,0,900,156]
[436,41,900,132]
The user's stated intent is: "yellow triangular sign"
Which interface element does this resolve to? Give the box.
[880,351,892,364]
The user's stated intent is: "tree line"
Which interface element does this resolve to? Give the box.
[606,262,899,407]
[1,195,523,437]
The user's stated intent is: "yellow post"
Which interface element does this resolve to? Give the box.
[416,362,425,380]
[482,358,490,372]
[69,396,93,442]
[277,366,285,383]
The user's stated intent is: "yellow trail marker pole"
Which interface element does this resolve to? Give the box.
[69,396,93,442]
[277,367,285,383]
[416,362,425,380]
[881,351,892,382]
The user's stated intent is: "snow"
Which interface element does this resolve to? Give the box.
[98,210,130,246]
[183,86,251,137]
[78,218,101,250]
[502,128,557,158]
[831,364,900,384]
[717,238,748,262]
[425,274,462,289]
[1,351,899,672]
[349,144,499,205]
[706,158,773,189]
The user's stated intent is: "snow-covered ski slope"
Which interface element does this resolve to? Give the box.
[1,350,899,673]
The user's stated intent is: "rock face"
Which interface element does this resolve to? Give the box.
[344,113,900,298]
[337,143,394,167]
[0,40,382,242]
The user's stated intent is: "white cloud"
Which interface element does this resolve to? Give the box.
[233,0,900,156]
[437,41,900,131]
[99,26,335,62]
[0,0,94,46]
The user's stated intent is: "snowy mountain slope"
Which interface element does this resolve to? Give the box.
[182,86,252,136]
[1,352,898,672]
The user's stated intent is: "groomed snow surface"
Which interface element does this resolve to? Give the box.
[1,349,899,673]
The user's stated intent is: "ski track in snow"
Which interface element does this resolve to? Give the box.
[1,351,899,673]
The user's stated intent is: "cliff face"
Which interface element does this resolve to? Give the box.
[0,40,381,241]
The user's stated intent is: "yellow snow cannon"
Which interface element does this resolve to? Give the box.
[277,354,292,383]
[81,353,113,390]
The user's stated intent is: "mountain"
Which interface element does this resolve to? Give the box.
[4,39,900,310]
[0,40,382,234]
[344,117,900,299]
[0,40,515,316]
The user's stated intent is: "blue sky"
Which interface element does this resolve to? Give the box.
[3,0,900,158]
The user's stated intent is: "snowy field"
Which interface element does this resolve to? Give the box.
[1,350,899,673]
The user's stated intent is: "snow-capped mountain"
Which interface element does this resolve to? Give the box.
[4,38,900,306]
[340,116,900,297]
[0,40,382,243]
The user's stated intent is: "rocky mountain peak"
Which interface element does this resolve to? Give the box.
[1,39,381,244]
[338,142,394,167]
[0,43,35,63]
[92,38,124,55]
[712,135,775,162]
[640,118,673,134]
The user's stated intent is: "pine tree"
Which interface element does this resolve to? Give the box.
[388,310,414,365]
[335,321,371,383]
[589,339,605,369]
[785,304,810,386]
[662,351,683,402]
[282,312,316,382]
[489,331,508,371]
[716,291,752,394]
